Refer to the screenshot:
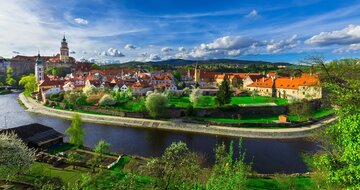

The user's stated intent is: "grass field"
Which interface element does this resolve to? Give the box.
[194,109,334,124]
[169,96,288,108]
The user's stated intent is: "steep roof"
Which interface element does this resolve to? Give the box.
[275,74,319,89]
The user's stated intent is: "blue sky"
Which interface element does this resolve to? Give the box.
[0,0,359,63]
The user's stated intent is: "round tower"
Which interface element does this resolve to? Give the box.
[60,35,69,62]
[35,53,44,82]
[194,64,201,82]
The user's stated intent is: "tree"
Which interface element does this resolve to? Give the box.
[6,67,16,86]
[304,57,360,188]
[0,132,35,180]
[51,68,57,76]
[65,113,84,147]
[189,88,202,107]
[99,94,116,106]
[19,74,37,95]
[182,87,190,96]
[145,92,168,118]
[87,156,101,173]
[288,99,315,121]
[66,151,82,169]
[215,79,231,106]
[173,70,181,82]
[144,141,201,189]
[91,64,101,70]
[94,140,110,161]
[206,141,251,190]
[83,85,97,96]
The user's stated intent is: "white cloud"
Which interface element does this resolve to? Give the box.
[333,43,360,53]
[245,10,259,18]
[148,54,161,61]
[178,47,186,52]
[99,48,125,57]
[74,18,88,25]
[161,47,173,53]
[266,35,300,53]
[305,25,360,46]
[201,36,260,50]
[125,44,137,50]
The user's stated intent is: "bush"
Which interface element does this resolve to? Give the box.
[145,93,168,118]
[83,85,97,96]
[99,94,116,106]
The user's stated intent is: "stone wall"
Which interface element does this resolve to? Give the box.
[194,106,288,118]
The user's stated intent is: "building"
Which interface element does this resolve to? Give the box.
[246,73,322,100]
[0,56,10,73]
[35,53,44,82]
[0,123,65,149]
[187,65,221,84]
[60,35,69,62]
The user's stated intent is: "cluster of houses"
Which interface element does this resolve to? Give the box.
[31,35,322,102]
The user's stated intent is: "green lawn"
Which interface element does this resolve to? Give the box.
[194,109,335,124]
[246,176,317,190]
[115,98,146,112]
[169,96,288,108]
[27,162,87,185]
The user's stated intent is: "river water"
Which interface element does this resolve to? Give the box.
[0,93,319,174]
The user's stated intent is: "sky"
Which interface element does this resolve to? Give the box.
[0,0,359,64]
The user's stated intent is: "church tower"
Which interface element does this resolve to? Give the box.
[35,53,44,82]
[194,64,201,82]
[60,35,69,62]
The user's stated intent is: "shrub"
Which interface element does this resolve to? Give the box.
[83,85,97,96]
[99,94,116,106]
[145,93,168,118]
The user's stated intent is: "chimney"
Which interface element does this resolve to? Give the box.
[262,78,265,82]
[290,77,293,80]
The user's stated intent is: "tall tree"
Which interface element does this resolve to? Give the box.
[144,141,201,190]
[19,74,37,95]
[206,141,251,190]
[65,113,85,147]
[215,79,232,106]
[0,132,35,180]
[6,67,16,86]
[288,99,315,121]
[304,57,360,188]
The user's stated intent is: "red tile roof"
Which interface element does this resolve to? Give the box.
[247,77,274,88]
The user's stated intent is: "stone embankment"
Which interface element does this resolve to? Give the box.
[19,93,337,139]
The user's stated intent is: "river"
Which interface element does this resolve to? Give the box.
[0,93,319,174]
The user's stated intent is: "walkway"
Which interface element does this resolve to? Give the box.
[19,93,337,139]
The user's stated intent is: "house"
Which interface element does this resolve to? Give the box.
[243,74,266,88]
[0,123,65,149]
[187,64,221,83]
[246,73,322,100]
[246,77,275,97]
[38,75,65,100]
[131,81,153,95]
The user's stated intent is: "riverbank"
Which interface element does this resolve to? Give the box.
[19,93,337,139]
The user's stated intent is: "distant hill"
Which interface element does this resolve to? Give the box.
[107,59,292,67]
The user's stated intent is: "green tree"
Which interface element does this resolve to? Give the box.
[66,151,82,169]
[0,132,35,180]
[304,57,360,188]
[173,70,181,82]
[91,64,101,70]
[215,79,231,106]
[145,92,168,118]
[51,68,57,76]
[94,139,110,161]
[206,141,251,190]
[98,94,116,106]
[288,99,315,121]
[19,74,37,95]
[189,88,202,107]
[87,156,101,173]
[6,67,16,86]
[144,141,201,190]
[65,114,84,147]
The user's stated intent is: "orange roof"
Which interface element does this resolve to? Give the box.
[39,75,65,87]
[275,74,319,90]
[132,81,151,88]
[247,77,274,88]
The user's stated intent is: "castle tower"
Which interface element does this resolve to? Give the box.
[194,64,200,82]
[35,53,44,82]
[60,35,69,62]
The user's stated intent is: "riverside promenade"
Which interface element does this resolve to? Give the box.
[19,93,337,139]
